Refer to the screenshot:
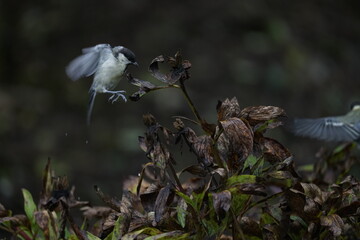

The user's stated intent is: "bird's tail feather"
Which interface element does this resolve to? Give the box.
[87,89,96,125]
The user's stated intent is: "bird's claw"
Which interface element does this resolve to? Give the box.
[108,91,127,103]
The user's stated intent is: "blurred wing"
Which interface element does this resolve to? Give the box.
[291,117,360,142]
[82,43,111,54]
[66,44,110,81]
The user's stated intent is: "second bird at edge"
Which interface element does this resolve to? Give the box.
[287,102,360,143]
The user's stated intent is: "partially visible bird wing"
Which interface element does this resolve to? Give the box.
[66,44,111,81]
[290,117,360,142]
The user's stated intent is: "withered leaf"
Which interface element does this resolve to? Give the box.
[217,117,254,170]
[179,127,214,167]
[237,183,267,196]
[259,137,292,164]
[149,52,191,84]
[240,105,286,126]
[299,183,328,205]
[118,191,136,235]
[94,185,121,212]
[154,184,172,223]
[149,55,167,83]
[143,113,157,127]
[240,216,262,237]
[127,73,157,102]
[212,190,231,218]
[192,135,214,167]
[216,97,241,121]
[81,206,113,219]
[177,165,207,178]
[0,214,28,227]
[101,212,120,237]
[140,184,162,212]
[303,197,320,216]
[34,210,50,231]
[40,158,53,207]
[336,201,360,217]
[320,214,344,237]
[0,204,10,217]
[262,223,281,240]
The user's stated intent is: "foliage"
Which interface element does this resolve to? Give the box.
[1,52,359,240]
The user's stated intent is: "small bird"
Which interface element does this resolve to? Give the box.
[66,43,138,125]
[288,102,360,142]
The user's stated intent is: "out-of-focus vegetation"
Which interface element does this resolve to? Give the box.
[1,53,359,239]
[0,0,360,230]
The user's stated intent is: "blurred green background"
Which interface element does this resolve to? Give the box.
[1,0,360,214]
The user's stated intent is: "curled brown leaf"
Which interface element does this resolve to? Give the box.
[216,97,241,121]
[240,105,286,126]
[217,117,254,171]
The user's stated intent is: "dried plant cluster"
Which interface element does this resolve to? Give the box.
[1,52,359,240]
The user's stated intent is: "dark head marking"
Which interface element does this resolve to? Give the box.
[119,47,137,64]
[350,101,360,110]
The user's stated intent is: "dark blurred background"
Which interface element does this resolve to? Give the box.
[1,0,360,215]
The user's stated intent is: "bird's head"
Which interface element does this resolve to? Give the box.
[350,101,360,111]
[112,46,138,66]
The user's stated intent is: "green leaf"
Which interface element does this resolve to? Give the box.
[260,212,278,226]
[176,191,197,212]
[143,231,190,240]
[122,227,162,240]
[252,158,265,176]
[176,201,187,228]
[243,155,258,172]
[227,174,257,187]
[229,191,251,213]
[290,215,308,228]
[86,231,102,240]
[21,188,37,233]
[297,164,314,172]
[112,214,125,240]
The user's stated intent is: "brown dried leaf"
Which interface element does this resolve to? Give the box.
[101,212,120,237]
[143,113,157,127]
[237,183,267,196]
[192,135,214,167]
[212,190,231,218]
[177,165,207,178]
[34,210,50,231]
[217,118,254,170]
[300,183,328,205]
[127,74,158,101]
[118,191,136,234]
[320,214,344,237]
[240,217,262,237]
[140,184,162,212]
[259,137,292,164]
[154,184,173,223]
[40,158,53,207]
[240,106,286,126]
[0,214,28,227]
[81,206,113,219]
[216,97,241,121]
[94,185,121,212]
[0,203,10,217]
[149,52,191,84]
[336,201,360,217]
[149,55,167,83]
[262,223,281,240]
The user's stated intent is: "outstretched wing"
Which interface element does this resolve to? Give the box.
[290,117,360,142]
[66,44,111,81]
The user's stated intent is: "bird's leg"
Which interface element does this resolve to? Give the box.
[105,90,127,103]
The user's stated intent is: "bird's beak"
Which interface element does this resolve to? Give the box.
[132,62,139,67]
